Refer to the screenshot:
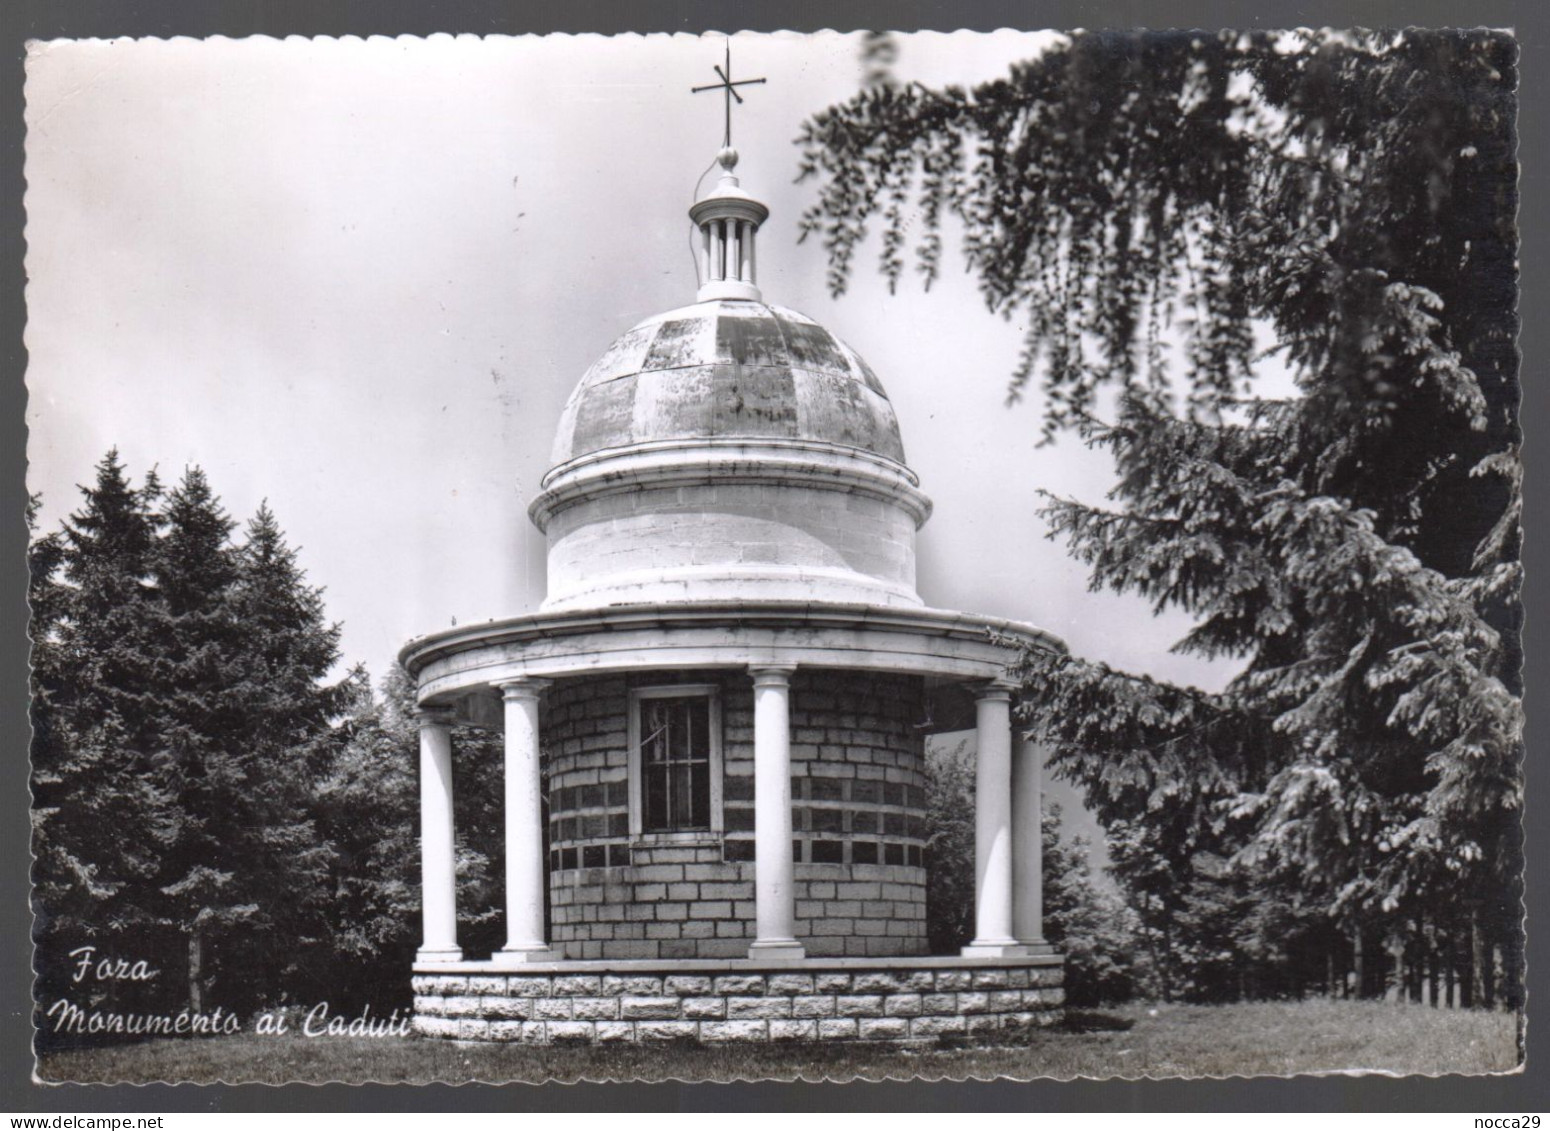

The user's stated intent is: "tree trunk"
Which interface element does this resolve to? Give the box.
[1459,929,1475,1009]
[1501,924,1524,1010]
[1353,930,1367,999]
[1484,942,1499,1010]
[1428,945,1439,1007]
[188,931,204,1014]
[1326,949,1336,999]
[1470,911,1489,1009]
[1143,893,1168,1004]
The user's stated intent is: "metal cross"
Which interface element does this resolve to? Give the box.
[691,40,766,148]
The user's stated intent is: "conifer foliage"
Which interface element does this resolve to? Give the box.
[31,454,352,1018]
[924,742,1139,1005]
[801,30,1520,1004]
[32,453,172,946]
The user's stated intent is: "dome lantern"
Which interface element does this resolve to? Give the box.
[690,147,768,303]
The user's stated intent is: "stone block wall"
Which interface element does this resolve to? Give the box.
[543,670,929,960]
[721,670,929,872]
[412,962,1065,1044]
[552,840,753,960]
[790,863,925,957]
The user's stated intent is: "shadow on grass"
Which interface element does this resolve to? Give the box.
[34,1000,1521,1084]
[1062,1010,1135,1033]
[926,1010,1133,1052]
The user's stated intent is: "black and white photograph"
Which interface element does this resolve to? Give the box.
[21,26,1524,1087]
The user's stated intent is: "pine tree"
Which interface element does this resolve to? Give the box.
[924,743,1138,1004]
[27,494,66,654]
[32,459,357,1019]
[923,738,977,954]
[310,661,507,994]
[307,665,421,1010]
[799,29,1520,1004]
[27,493,68,867]
[32,453,173,950]
[448,707,507,959]
[1040,804,1141,1006]
[147,468,264,1012]
[175,500,347,1013]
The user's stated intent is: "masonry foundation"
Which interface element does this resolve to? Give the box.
[412,956,1064,1044]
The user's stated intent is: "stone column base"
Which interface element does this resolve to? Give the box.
[490,946,560,967]
[960,941,1029,959]
[416,947,465,964]
[747,940,806,961]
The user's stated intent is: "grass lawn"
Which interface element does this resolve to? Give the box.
[36,1000,1521,1085]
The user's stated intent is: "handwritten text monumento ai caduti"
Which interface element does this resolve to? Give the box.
[43,946,411,1038]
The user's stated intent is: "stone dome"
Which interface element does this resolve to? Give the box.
[528,149,931,613]
[549,299,906,468]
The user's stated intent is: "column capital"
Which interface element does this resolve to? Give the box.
[972,679,1016,704]
[414,704,456,728]
[496,677,552,702]
[749,664,797,688]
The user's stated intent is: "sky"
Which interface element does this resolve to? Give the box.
[23,32,1243,768]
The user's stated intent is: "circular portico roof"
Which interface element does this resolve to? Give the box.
[401,601,1066,710]
[549,300,907,468]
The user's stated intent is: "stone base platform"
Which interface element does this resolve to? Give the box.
[411,954,1064,1044]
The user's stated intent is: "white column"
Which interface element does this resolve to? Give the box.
[1013,731,1049,948]
[746,220,757,284]
[416,707,461,963]
[496,678,556,963]
[748,664,804,959]
[737,220,750,280]
[701,226,712,286]
[963,683,1027,957]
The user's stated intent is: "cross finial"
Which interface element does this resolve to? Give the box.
[691,39,766,148]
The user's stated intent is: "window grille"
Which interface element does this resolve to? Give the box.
[628,685,723,836]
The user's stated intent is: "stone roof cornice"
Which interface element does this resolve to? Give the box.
[529,438,933,532]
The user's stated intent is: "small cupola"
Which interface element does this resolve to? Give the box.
[690,147,768,302]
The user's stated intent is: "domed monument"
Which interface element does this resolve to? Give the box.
[405,52,1065,1044]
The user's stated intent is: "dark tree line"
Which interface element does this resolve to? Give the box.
[801,29,1521,1006]
[28,452,517,1035]
[32,452,343,1020]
